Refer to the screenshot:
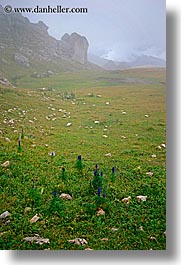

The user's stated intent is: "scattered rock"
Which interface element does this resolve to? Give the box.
[151,154,156,158]
[23,234,50,245]
[14,53,30,67]
[149,236,158,243]
[0,211,11,219]
[144,114,149,118]
[1,161,10,167]
[60,193,72,200]
[122,111,126,115]
[84,247,93,250]
[101,238,108,241]
[105,153,112,157]
[30,214,40,223]
[111,228,119,232]
[66,122,72,127]
[68,238,87,245]
[96,207,105,216]
[136,195,147,202]
[121,196,131,204]
[146,172,154,177]
[94,120,100,124]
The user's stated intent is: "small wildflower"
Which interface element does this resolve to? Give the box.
[77,155,82,161]
[98,187,101,197]
[53,190,57,197]
[112,167,115,174]
[94,169,98,176]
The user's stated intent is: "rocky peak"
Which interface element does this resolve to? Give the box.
[61,32,89,64]
[35,21,49,32]
[0,10,93,75]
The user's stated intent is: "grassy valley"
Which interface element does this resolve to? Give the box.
[0,68,166,250]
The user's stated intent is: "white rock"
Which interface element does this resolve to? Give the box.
[111,228,119,232]
[161,143,166,148]
[1,161,10,167]
[105,153,112,157]
[145,114,149,118]
[60,193,72,200]
[29,120,34,123]
[121,196,131,204]
[136,195,147,202]
[68,238,87,245]
[24,234,50,245]
[30,214,40,223]
[96,208,105,216]
[0,211,11,219]
[151,154,156,158]
[101,238,108,241]
[66,123,72,127]
[94,120,100,124]
[146,172,154,177]
[122,111,126,115]
[84,248,93,250]
[106,102,110,105]
[102,135,108,138]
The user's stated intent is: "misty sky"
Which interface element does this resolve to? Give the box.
[1,0,166,61]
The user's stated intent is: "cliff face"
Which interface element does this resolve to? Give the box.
[0,6,91,77]
[61,33,89,64]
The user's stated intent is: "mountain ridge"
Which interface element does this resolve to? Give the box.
[0,6,99,81]
[88,53,166,70]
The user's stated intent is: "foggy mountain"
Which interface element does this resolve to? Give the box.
[0,6,99,82]
[88,53,166,70]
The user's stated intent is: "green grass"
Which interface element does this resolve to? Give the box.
[0,68,166,250]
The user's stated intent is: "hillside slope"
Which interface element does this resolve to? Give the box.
[0,6,98,81]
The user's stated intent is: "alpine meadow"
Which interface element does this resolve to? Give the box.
[0,1,166,250]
